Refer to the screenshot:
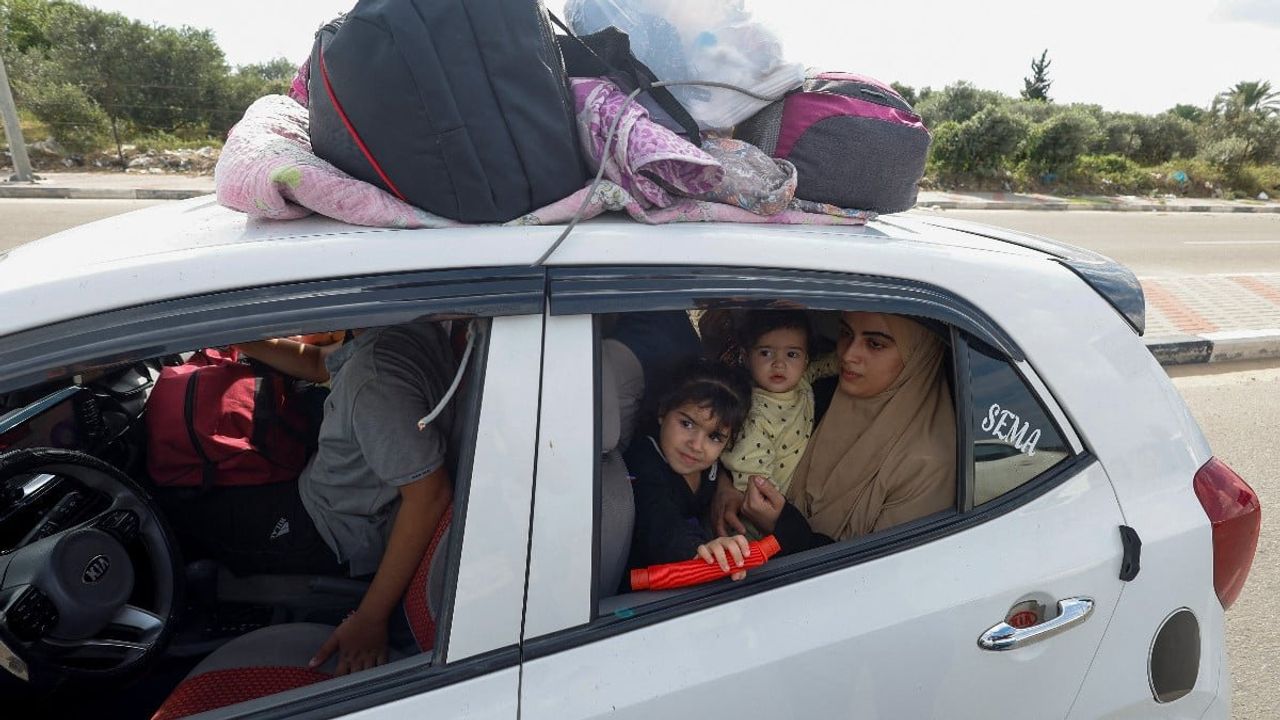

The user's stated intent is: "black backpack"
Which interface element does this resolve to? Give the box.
[308,0,587,223]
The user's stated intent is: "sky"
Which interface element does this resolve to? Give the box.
[77,0,1280,115]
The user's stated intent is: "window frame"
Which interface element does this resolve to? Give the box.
[0,267,545,719]
[956,333,1086,512]
[520,264,1096,664]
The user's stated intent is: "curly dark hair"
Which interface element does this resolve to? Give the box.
[653,358,753,450]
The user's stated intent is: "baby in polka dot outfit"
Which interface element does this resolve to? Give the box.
[721,310,836,537]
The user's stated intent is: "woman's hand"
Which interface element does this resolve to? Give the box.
[696,535,751,581]
[711,476,747,537]
[309,609,390,676]
[741,475,785,534]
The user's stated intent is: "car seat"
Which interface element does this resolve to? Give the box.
[150,506,453,720]
[598,339,639,598]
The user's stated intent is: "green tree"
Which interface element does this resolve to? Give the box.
[1213,80,1280,121]
[1208,81,1280,162]
[890,81,917,106]
[1097,112,1144,156]
[1169,104,1206,123]
[1132,113,1199,164]
[915,81,1008,127]
[219,57,297,131]
[1023,109,1101,172]
[1020,49,1052,102]
[928,106,1031,175]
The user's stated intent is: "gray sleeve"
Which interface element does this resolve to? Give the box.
[350,350,448,487]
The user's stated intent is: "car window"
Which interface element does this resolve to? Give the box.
[966,340,1071,505]
[594,307,961,605]
[0,314,495,717]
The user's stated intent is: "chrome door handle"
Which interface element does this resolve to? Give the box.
[978,597,1094,652]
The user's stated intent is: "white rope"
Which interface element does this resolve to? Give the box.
[417,320,477,431]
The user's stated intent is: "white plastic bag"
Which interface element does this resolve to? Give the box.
[564,0,803,132]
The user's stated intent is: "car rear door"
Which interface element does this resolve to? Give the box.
[516,266,1129,720]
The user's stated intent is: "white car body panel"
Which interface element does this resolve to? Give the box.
[523,313,597,637]
[521,466,1126,720]
[444,315,542,662]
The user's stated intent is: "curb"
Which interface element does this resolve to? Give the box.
[921,200,1280,213]
[0,185,211,200]
[1147,331,1280,366]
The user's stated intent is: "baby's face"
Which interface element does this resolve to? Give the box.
[748,326,808,393]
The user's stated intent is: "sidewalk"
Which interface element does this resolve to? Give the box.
[0,171,214,199]
[1142,275,1280,366]
[4,172,1280,368]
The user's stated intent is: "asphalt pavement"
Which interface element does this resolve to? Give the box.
[0,198,165,252]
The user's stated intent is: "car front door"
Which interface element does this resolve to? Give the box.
[516,267,1128,720]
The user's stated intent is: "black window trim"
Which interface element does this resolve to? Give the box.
[548,266,1023,363]
[0,266,545,395]
[523,264,1097,662]
[951,326,976,513]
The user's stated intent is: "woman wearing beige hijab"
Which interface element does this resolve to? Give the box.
[719,311,956,552]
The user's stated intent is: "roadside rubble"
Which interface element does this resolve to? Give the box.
[3,143,219,175]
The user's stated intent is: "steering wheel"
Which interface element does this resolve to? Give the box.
[0,448,181,689]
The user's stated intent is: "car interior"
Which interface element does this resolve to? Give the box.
[0,315,488,718]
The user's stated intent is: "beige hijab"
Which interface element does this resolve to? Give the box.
[786,314,956,541]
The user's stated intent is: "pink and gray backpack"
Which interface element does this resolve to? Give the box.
[736,72,930,214]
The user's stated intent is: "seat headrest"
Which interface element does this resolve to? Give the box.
[600,345,622,454]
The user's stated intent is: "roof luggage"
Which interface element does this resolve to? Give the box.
[737,72,931,214]
[308,0,587,223]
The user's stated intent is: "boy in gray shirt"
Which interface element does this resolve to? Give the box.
[291,319,456,676]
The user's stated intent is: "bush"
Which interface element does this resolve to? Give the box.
[1006,99,1059,124]
[1023,110,1101,172]
[915,81,1009,127]
[1132,113,1199,164]
[1097,113,1144,156]
[1066,154,1150,193]
[928,106,1031,176]
[1198,136,1252,172]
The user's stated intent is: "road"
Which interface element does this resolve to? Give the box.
[939,210,1280,276]
[0,198,164,252]
[1,201,1279,716]
[1170,360,1280,720]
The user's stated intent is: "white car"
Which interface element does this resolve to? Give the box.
[0,199,1260,719]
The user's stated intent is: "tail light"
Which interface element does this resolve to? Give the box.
[1193,457,1261,610]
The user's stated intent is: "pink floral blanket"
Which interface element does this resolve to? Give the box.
[215,95,874,230]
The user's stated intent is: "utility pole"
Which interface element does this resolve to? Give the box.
[0,51,35,183]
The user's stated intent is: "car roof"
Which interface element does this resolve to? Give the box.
[0,197,1082,338]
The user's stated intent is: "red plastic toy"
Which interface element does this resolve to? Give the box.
[630,535,781,591]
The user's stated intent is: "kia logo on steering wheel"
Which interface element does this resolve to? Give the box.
[83,555,111,584]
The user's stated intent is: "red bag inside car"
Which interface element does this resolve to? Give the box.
[146,349,311,489]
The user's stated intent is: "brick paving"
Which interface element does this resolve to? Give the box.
[1142,274,1280,338]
